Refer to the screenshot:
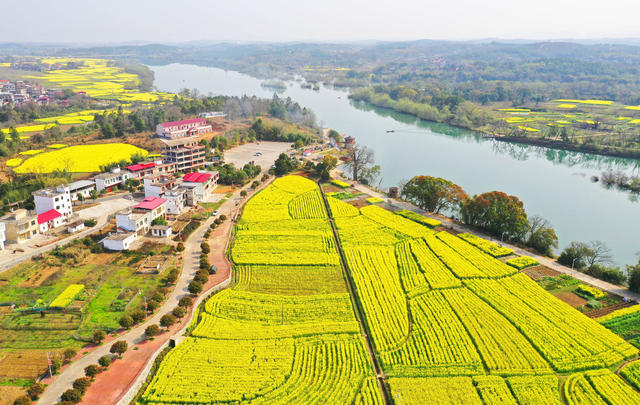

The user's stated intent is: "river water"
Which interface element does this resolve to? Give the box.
[150,63,640,266]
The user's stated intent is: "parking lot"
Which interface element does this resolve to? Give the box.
[223,142,291,170]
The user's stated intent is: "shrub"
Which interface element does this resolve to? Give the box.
[130,309,146,323]
[26,383,44,400]
[63,348,77,362]
[166,268,179,283]
[84,364,100,378]
[146,299,160,311]
[240,190,248,197]
[194,271,208,284]
[176,242,185,252]
[60,388,82,403]
[214,218,222,225]
[160,313,177,328]
[13,396,32,405]
[51,358,62,374]
[110,341,128,357]
[83,219,97,227]
[209,223,217,230]
[576,284,606,299]
[178,297,193,307]
[119,314,134,328]
[201,242,210,253]
[145,324,161,337]
[188,280,203,295]
[98,355,112,368]
[92,330,106,344]
[172,306,187,318]
[72,377,91,394]
[219,214,227,221]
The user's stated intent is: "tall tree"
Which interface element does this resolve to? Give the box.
[344,144,375,182]
[401,176,467,214]
[460,191,529,241]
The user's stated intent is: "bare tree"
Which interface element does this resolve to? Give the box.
[344,144,375,182]
[586,240,613,268]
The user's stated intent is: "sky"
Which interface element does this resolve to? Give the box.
[3,0,640,43]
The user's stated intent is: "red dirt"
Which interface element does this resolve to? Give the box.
[556,291,588,308]
[523,266,560,281]
[77,214,234,405]
[584,300,635,319]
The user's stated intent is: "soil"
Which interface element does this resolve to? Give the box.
[0,386,26,405]
[19,266,60,288]
[523,266,561,281]
[212,185,234,194]
[584,300,636,319]
[0,350,60,380]
[555,291,588,308]
[322,184,343,193]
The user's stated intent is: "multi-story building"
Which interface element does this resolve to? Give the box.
[94,167,131,193]
[133,197,167,222]
[125,162,157,179]
[156,118,212,139]
[115,211,151,236]
[163,189,187,215]
[33,185,73,225]
[143,174,177,198]
[68,180,96,201]
[162,137,206,172]
[182,172,219,203]
[0,209,39,244]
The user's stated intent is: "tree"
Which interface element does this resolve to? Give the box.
[72,377,91,394]
[119,314,134,328]
[401,176,468,214]
[110,340,128,357]
[240,189,248,197]
[188,280,203,295]
[26,383,44,400]
[13,396,32,405]
[98,355,112,368]
[460,191,529,241]
[51,358,62,374]
[63,348,77,362]
[627,261,640,293]
[90,189,98,200]
[160,313,177,328]
[201,242,210,253]
[584,241,613,268]
[151,217,168,226]
[166,269,179,284]
[130,309,146,323]
[526,216,559,257]
[145,324,161,337]
[558,241,592,269]
[172,306,186,318]
[61,388,82,403]
[84,364,100,379]
[344,145,375,182]
[176,242,185,252]
[274,153,294,176]
[178,297,193,307]
[92,329,106,345]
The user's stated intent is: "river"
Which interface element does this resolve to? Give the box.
[149,63,640,267]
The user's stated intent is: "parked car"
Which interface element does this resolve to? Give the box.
[212,210,219,216]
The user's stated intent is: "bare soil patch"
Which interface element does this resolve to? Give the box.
[0,386,26,405]
[584,300,636,319]
[556,291,588,308]
[523,266,561,281]
[212,185,234,194]
[0,350,59,380]
[19,266,60,287]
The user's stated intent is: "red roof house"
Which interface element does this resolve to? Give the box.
[134,196,167,211]
[37,209,62,224]
[183,172,212,183]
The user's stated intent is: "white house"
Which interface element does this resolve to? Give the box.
[163,189,186,215]
[68,180,96,201]
[37,209,64,233]
[34,185,73,224]
[0,222,5,251]
[143,175,176,198]
[103,232,136,251]
[150,225,172,238]
[181,172,219,203]
[66,220,85,233]
[116,211,151,236]
[94,167,131,193]
[124,162,157,179]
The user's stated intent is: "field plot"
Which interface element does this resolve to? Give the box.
[142,176,382,404]
[332,196,639,402]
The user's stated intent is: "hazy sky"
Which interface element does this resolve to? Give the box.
[4,0,640,43]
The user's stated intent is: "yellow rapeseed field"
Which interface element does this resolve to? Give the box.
[13,143,148,173]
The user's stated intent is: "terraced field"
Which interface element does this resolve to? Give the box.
[141,176,640,404]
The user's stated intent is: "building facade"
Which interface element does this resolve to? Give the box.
[33,185,73,223]
[162,137,206,172]
[94,168,131,193]
[0,209,39,244]
[182,172,219,202]
[156,118,212,139]
[68,180,96,201]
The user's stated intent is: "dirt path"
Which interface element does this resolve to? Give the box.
[334,171,640,303]
[320,186,391,404]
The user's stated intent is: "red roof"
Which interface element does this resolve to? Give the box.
[159,118,206,128]
[125,162,156,172]
[37,209,62,224]
[183,172,212,183]
[134,196,167,210]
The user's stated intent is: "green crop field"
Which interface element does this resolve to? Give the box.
[141,175,640,404]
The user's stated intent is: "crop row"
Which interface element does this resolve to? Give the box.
[456,233,514,257]
[565,368,640,405]
[49,284,84,308]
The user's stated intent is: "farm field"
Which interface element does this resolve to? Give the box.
[141,176,381,404]
[142,175,640,404]
[11,143,148,173]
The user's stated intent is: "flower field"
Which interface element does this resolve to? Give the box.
[142,175,640,403]
[48,284,84,308]
[142,176,382,404]
[333,197,638,402]
[505,255,539,269]
[12,143,148,173]
[395,209,441,228]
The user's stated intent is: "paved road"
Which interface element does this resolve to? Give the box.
[0,197,134,273]
[335,172,640,303]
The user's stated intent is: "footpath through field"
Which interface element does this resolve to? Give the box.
[336,173,640,303]
[36,181,265,405]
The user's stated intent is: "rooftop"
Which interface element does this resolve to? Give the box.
[183,172,212,183]
[105,232,135,241]
[125,162,156,172]
[151,225,171,231]
[159,118,206,128]
[94,171,123,180]
[68,180,95,191]
[37,209,62,224]
[134,196,167,211]
[161,137,202,147]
